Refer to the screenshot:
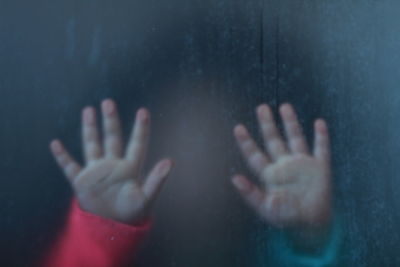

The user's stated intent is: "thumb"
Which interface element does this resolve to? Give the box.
[232,175,265,214]
[142,159,174,201]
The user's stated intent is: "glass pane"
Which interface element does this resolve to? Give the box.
[0,1,399,266]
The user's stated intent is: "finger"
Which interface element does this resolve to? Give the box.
[142,159,173,200]
[279,103,309,154]
[82,107,102,163]
[233,125,269,175]
[125,108,150,174]
[232,175,265,214]
[50,140,82,181]
[101,99,123,158]
[256,104,288,160]
[313,119,331,164]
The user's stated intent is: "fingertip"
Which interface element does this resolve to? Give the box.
[233,124,247,138]
[256,103,271,116]
[167,158,175,168]
[102,98,113,105]
[279,102,291,111]
[82,106,96,124]
[232,174,243,182]
[101,99,116,115]
[315,119,328,133]
[82,106,94,114]
[137,108,150,123]
[256,104,265,113]
[163,158,175,168]
[232,175,251,192]
[279,103,295,118]
[158,158,173,177]
[50,139,63,155]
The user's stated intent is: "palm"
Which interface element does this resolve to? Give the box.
[73,160,146,223]
[259,155,329,226]
[50,100,172,225]
[233,104,331,228]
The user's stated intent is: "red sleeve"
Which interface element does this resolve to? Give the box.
[41,199,151,267]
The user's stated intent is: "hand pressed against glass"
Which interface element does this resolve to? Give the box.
[232,103,331,229]
[50,99,173,225]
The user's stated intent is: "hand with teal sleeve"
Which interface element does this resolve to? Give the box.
[232,103,340,266]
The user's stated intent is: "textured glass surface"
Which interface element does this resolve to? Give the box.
[1,1,399,266]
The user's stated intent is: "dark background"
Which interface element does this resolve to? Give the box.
[1,0,400,266]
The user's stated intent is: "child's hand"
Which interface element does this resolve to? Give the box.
[50,99,173,225]
[232,103,331,229]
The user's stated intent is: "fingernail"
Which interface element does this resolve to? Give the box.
[280,103,294,118]
[316,119,327,133]
[257,104,271,119]
[137,108,149,123]
[102,100,115,116]
[51,140,62,154]
[233,125,247,139]
[257,104,267,113]
[159,160,172,177]
[232,176,249,192]
[83,108,95,124]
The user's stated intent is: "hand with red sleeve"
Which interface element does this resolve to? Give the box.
[44,99,173,267]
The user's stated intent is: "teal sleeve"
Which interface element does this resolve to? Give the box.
[257,217,342,267]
